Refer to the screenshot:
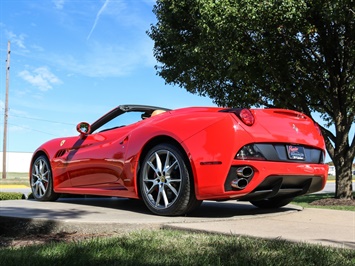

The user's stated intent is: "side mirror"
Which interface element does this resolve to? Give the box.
[76,122,91,136]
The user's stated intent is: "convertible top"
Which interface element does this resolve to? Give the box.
[119,104,171,112]
[90,104,171,133]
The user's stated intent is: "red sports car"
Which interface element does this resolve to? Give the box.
[30,105,328,216]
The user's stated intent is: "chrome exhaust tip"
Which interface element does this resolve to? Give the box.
[231,178,249,189]
[236,166,254,178]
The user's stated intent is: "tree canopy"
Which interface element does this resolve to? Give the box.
[148,0,355,198]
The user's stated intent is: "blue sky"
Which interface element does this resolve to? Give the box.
[0,0,215,152]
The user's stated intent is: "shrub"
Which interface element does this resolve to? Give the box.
[0,192,26,200]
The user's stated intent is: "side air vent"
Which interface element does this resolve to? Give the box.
[55,149,66,158]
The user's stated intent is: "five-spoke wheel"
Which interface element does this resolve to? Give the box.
[31,155,59,201]
[139,143,200,216]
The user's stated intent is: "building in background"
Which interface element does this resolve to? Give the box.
[0,152,32,173]
[328,166,336,176]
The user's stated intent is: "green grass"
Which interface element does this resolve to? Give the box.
[0,230,354,266]
[291,193,355,211]
[0,172,29,179]
[327,175,336,180]
[0,173,29,186]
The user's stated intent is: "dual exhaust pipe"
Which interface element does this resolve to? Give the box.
[231,166,254,190]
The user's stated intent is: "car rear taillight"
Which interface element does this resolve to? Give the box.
[238,109,255,126]
[236,144,266,160]
[219,108,255,126]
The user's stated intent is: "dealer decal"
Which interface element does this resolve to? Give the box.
[287,145,305,160]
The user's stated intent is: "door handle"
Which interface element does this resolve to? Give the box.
[120,136,129,145]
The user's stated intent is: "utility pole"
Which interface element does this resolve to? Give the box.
[2,41,10,179]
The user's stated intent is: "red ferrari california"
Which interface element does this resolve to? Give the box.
[30,105,328,216]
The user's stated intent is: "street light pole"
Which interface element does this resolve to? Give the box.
[2,41,10,179]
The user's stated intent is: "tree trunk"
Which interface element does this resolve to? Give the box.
[333,157,354,199]
[320,115,354,200]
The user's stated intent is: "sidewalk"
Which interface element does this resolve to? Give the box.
[166,207,355,249]
[0,198,354,249]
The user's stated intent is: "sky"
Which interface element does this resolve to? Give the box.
[0,0,216,152]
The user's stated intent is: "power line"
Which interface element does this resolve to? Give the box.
[7,113,76,126]
[7,122,58,136]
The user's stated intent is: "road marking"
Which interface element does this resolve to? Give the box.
[0,184,29,188]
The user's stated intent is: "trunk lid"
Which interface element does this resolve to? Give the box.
[239,109,324,148]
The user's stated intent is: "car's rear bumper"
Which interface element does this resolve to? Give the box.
[194,160,328,200]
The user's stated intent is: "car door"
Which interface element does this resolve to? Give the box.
[65,126,131,188]
[62,109,145,189]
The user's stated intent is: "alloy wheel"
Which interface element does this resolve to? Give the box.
[142,149,183,210]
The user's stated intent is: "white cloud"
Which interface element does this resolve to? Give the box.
[5,30,27,49]
[18,67,62,91]
[53,0,65,10]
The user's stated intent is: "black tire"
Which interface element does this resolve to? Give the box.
[139,143,201,216]
[30,155,60,201]
[250,197,294,209]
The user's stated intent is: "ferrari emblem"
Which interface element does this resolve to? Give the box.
[60,140,66,146]
[292,124,299,133]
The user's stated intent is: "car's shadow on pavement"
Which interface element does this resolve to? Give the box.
[191,201,300,218]
[0,197,301,239]
[52,197,300,218]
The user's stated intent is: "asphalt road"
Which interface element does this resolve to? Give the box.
[317,180,355,193]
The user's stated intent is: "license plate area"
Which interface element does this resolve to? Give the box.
[287,145,305,160]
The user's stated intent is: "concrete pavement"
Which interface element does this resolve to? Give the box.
[0,197,354,249]
[166,207,355,249]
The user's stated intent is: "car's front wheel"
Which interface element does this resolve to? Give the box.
[250,197,294,209]
[139,143,201,216]
[31,155,60,201]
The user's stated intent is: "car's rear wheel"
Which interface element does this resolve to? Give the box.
[139,143,201,216]
[250,197,294,209]
[31,155,60,201]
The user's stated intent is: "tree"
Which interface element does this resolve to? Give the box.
[148,0,355,199]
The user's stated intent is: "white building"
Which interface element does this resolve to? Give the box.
[0,152,33,173]
[328,166,336,176]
